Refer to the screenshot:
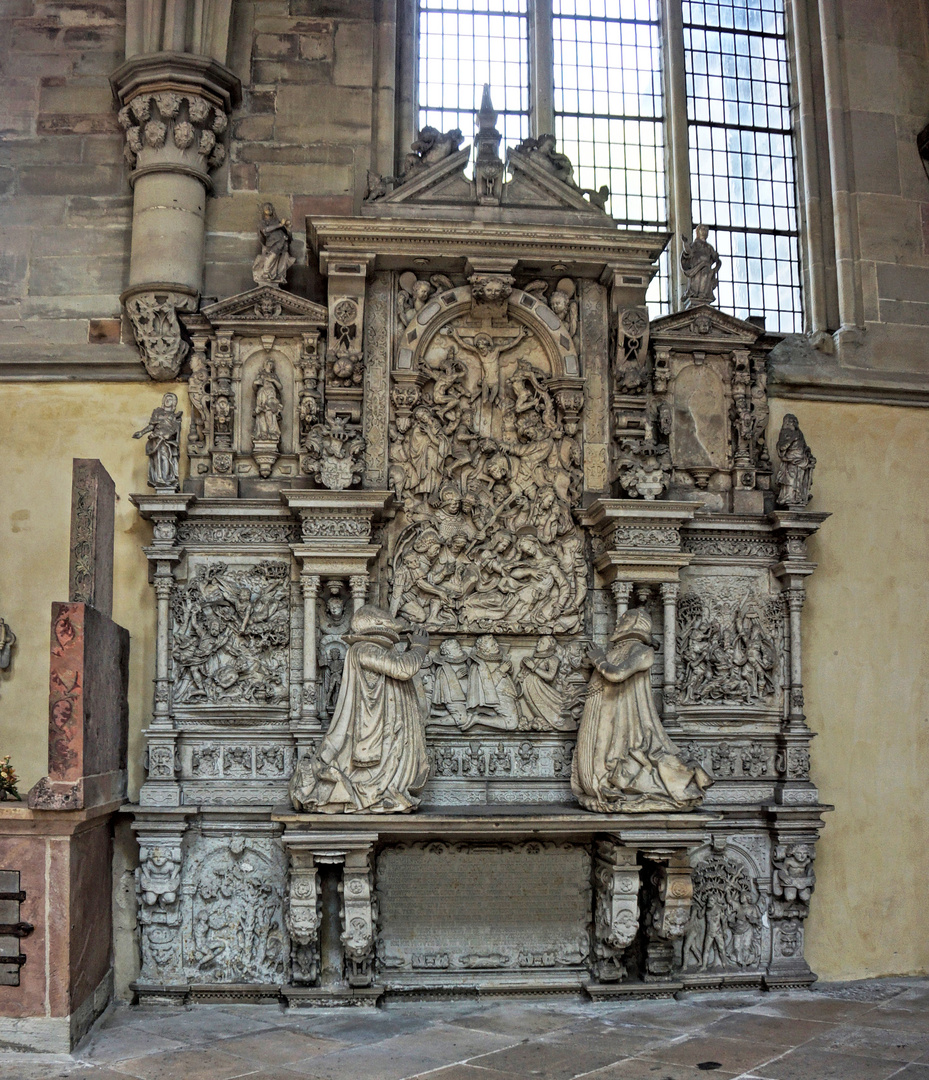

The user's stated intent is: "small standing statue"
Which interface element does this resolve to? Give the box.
[775,414,816,507]
[681,224,722,307]
[133,392,182,492]
[253,358,283,443]
[572,608,712,813]
[0,617,16,670]
[252,202,295,288]
[289,605,430,814]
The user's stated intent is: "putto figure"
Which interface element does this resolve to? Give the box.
[289,605,430,814]
[252,202,295,288]
[572,608,712,813]
[681,224,722,307]
[133,392,182,492]
[775,414,816,507]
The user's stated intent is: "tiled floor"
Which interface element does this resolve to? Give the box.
[3,978,929,1080]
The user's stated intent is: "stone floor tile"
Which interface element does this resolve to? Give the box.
[702,1010,829,1046]
[464,1037,602,1079]
[281,1009,439,1045]
[380,1021,520,1061]
[745,995,886,1024]
[581,1059,739,1080]
[540,1028,674,1063]
[639,1033,785,1074]
[447,1004,578,1038]
[130,1007,280,1046]
[748,1047,906,1080]
[867,1009,929,1035]
[106,1046,259,1080]
[212,1028,348,1066]
[0,1059,93,1080]
[280,1044,460,1080]
[814,982,918,1004]
[596,1002,731,1033]
[406,1067,513,1080]
[804,1024,929,1062]
[76,1026,189,1064]
[888,1066,929,1078]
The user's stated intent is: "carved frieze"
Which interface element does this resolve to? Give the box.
[681,850,764,972]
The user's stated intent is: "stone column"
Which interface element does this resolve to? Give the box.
[611,580,633,618]
[350,575,369,613]
[110,55,241,380]
[782,583,803,725]
[301,572,321,722]
[660,582,680,720]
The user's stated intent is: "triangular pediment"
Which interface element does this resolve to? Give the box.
[504,148,612,219]
[378,145,473,205]
[650,304,762,347]
[200,286,328,327]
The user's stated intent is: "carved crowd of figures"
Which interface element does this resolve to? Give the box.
[421,634,588,733]
[171,561,291,707]
[387,289,585,635]
[677,588,782,706]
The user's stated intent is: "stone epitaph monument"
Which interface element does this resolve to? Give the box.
[128,97,829,1004]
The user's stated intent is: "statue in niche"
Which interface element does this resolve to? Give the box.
[187,352,210,448]
[775,414,816,507]
[289,605,430,814]
[549,278,579,346]
[320,645,344,718]
[134,392,182,492]
[253,359,283,444]
[681,224,722,307]
[571,608,712,813]
[463,634,519,731]
[252,202,295,288]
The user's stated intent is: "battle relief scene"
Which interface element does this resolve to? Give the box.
[128,95,829,1005]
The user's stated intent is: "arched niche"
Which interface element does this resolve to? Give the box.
[395,285,580,378]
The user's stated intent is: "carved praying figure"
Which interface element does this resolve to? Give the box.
[252,202,295,288]
[572,608,712,813]
[775,414,816,507]
[253,358,283,444]
[133,392,182,491]
[681,224,722,307]
[289,605,430,814]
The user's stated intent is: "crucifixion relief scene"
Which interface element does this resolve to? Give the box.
[2,0,928,1068]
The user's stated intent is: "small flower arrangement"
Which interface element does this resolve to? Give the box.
[0,756,20,801]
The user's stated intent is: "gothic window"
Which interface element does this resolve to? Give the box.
[414,0,802,332]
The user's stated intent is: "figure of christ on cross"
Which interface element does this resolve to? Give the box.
[441,324,528,410]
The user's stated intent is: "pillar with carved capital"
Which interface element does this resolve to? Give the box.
[611,580,633,618]
[660,582,680,720]
[111,47,241,380]
[350,575,369,613]
[593,840,640,983]
[301,572,321,722]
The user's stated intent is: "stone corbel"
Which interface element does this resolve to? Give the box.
[642,855,693,978]
[592,840,640,982]
[132,811,192,989]
[341,848,377,987]
[317,253,375,423]
[286,856,322,985]
[111,54,241,380]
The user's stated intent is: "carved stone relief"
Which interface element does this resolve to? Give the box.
[680,850,764,972]
[677,582,783,707]
[171,560,291,707]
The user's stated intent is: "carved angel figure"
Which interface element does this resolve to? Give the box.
[681,224,722,307]
[133,392,182,491]
[252,202,295,288]
[517,133,577,188]
[289,605,429,814]
[775,414,815,507]
[572,608,712,813]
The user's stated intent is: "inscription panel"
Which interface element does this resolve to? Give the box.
[376,842,590,982]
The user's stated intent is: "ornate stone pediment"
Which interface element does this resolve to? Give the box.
[373,144,473,206]
[649,304,762,350]
[199,286,327,331]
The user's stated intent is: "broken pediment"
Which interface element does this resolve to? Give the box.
[363,86,615,226]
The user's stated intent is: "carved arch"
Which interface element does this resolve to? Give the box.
[395,285,580,376]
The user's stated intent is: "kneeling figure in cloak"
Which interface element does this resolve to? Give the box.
[572,607,712,812]
[290,605,430,814]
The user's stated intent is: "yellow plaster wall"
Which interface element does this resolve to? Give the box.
[767,399,929,980]
[0,386,927,980]
[0,383,184,799]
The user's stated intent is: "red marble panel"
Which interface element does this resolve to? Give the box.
[0,834,48,1017]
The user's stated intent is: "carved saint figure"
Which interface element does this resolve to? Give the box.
[134,392,182,491]
[517,636,567,731]
[775,414,815,507]
[187,352,210,446]
[252,202,295,288]
[253,359,283,444]
[289,605,430,814]
[463,634,519,731]
[572,608,712,813]
[681,224,722,307]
